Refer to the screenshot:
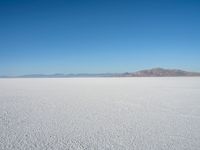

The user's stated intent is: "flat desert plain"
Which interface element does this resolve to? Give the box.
[0,78,200,150]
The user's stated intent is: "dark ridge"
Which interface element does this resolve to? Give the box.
[123,68,200,77]
[1,68,200,78]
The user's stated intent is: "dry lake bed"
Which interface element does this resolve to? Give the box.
[0,77,200,150]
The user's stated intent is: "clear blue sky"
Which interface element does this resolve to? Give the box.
[0,0,200,75]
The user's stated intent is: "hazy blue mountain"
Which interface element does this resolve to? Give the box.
[1,68,200,78]
[126,68,200,77]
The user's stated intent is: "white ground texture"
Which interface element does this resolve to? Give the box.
[0,78,200,150]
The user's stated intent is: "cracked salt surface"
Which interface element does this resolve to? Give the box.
[0,77,200,150]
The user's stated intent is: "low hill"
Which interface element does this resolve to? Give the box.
[122,68,200,77]
[1,68,200,78]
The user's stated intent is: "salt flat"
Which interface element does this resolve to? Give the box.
[0,78,200,150]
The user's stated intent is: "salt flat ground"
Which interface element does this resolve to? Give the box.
[0,78,200,150]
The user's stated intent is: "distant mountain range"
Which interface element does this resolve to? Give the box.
[1,68,200,78]
[120,68,200,77]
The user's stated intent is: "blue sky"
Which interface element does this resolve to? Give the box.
[0,0,200,75]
